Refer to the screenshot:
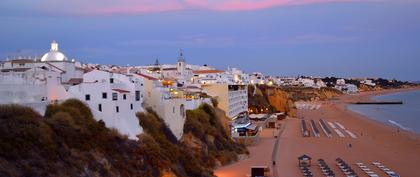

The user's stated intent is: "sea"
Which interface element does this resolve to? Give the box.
[347,90,420,134]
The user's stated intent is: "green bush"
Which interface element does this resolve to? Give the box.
[0,100,152,177]
[184,104,248,166]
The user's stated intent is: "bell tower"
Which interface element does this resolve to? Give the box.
[177,49,186,75]
[50,40,59,52]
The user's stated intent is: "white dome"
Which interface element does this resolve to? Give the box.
[41,40,68,62]
[41,51,68,62]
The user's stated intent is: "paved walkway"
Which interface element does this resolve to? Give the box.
[271,118,288,177]
[215,118,289,177]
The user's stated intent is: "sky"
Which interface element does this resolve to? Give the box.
[1,0,420,81]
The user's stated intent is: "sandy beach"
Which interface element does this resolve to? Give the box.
[215,88,420,177]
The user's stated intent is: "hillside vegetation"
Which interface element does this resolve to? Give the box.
[137,104,248,177]
[0,99,247,177]
[0,99,153,177]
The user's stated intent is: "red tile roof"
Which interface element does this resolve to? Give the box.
[11,59,34,64]
[193,70,224,74]
[45,62,66,73]
[112,89,130,93]
[1,68,31,72]
[136,73,158,80]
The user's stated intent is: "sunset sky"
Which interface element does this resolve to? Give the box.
[1,0,419,81]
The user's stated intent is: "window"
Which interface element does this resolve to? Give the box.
[135,91,140,101]
[98,104,102,112]
[180,104,185,118]
[116,106,119,113]
[19,63,25,66]
[173,107,175,113]
[85,94,90,101]
[112,93,118,101]
[123,94,127,100]
[130,103,133,110]
[110,78,114,83]
[102,92,107,99]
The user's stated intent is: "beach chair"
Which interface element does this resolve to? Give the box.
[371,161,400,177]
[372,162,381,166]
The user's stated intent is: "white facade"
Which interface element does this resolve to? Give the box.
[68,70,144,140]
[249,72,265,85]
[228,67,249,84]
[336,79,346,86]
[139,73,186,140]
[0,66,68,114]
[298,78,316,88]
[227,85,248,118]
[191,70,229,85]
[202,84,248,119]
[361,79,376,86]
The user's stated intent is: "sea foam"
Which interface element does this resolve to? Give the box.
[388,120,411,131]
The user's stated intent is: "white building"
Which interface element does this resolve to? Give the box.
[297,77,316,88]
[228,67,249,84]
[138,73,186,139]
[336,79,346,86]
[0,41,84,113]
[202,84,248,119]
[315,79,327,88]
[249,72,265,85]
[68,70,144,140]
[155,51,193,86]
[191,69,227,85]
[339,84,358,94]
[361,79,376,87]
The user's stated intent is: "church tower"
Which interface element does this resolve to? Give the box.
[177,49,186,76]
[50,40,58,51]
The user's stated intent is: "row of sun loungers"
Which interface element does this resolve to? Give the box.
[328,121,345,137]
[302,119,357,139]
[301,120,310,137]
[336,158,358,177]
[355,162,379,177]
[310,120,320,137]
[299,163,313,177]
[335,122,358,139]
[372,162,400,177]
[317,159,335,177]
[319,119,332,138]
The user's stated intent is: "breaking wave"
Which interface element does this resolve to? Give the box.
[388,120,411,131]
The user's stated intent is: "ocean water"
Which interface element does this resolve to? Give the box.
[347,90,420,134]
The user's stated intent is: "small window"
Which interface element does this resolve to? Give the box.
[98,104,102,112]
[85,94,90,101]
[110,78,114,83]
[130,103,133,110]
[141,83,143,86]
[180,104,185,117]
[116,106,119,113]
[173,107,175,113]
[102,92,107,99]
[135,91,140,101]
[112,93,118,101]
[123,94,127,100]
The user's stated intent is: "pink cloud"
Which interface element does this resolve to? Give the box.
[39,0,368,15]
[186,0,364,11]
[40,0,183,16]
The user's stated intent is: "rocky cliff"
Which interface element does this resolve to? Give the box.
[248,85,342,117]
